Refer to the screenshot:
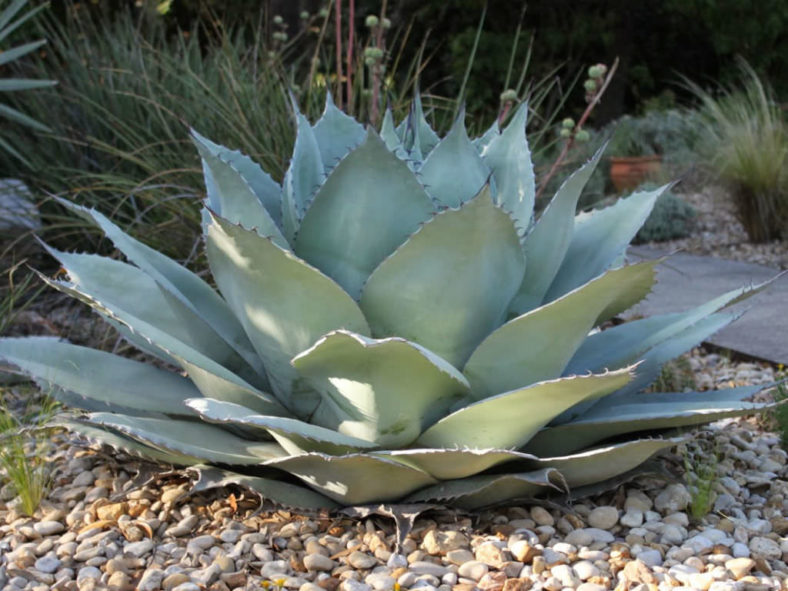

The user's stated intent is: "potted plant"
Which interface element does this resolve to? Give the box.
[607,114,663,192]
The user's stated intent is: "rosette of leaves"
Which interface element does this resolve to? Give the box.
[0,95,777,510]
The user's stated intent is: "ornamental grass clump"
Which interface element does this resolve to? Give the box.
[0,95,779,509]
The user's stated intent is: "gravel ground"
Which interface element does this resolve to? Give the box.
[641,188,788,270]
[0,352,786,591]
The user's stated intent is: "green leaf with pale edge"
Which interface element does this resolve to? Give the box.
[290,330,470,447]
[556,312,740,425]
[373,448,534,480]
[205,212,370,418]
[419,113,489,207]
[379,108,401,152]
[0,338,198,417]
[55,198,265,380]
[191,466,339,510]
[529,437,685,488]
[282,111,323,241]
[566,280,772,375]
[37,272,284,416]
[0,103,50,131]
[511,145,606,314]
[295,130,434,299]
[57,419,202,465]
[408,93,440,155]
[464,261,658,397]
[472,119,499,151]
[416,368,634,449]
[85,413,285,465]
[264,453,437,505]
[186,397,377,455]
[406,468,563,509]
[545,185,665,300]
[527,385,773,456]
[481,102,535,238]
[361,187,525,368]
[47,248,247,373]
[312,93,366,171]
[190,130,282,228]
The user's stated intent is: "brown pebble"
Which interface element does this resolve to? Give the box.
[220,572,247,588]
[501,578,532,591]
[96,502,127,522]
[317,577,341,591]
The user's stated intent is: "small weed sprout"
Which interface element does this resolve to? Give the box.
[770,364,788,448]
[0,388,59,516]
[681,441,719,523]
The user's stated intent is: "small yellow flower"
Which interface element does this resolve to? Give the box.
[262,582,270,589]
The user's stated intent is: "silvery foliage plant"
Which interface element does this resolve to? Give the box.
[0,95,777,509]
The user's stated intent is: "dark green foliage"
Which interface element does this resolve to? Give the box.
[633,183,696,244]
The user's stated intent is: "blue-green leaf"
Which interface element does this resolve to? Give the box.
[416,368,634,449]
[312,92,366,171]
[55,198,265,380]
[85,413,285,465]
[291,330,470,447]
[527,385,775,456]
[206,212,370,418]
[190,130,284,232]
[0,338,198,417]
[361,187,525,368]
[481,102,535,238]
[295,129,434,298]
[510,145,606,314]
[264,453,437,505]
[464,261,658,397]
[186,397,377,455]
[419,113,490,208]
[282,111,323,242]
[545,185,666,300]
[406,468,563,509]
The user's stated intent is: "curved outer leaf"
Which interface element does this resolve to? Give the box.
[464,261,658,398]
[418,113,490,208]
[55,198,265,380]
[557,312,739,424]
[190,130,283,230]
[510,145,606,314]
[85,413,285,465]
[186,397,377,455]
[527,437,685,488]
[205,212,370,418]
[545,185,666,301]
[37,272,285,416]
[406,468,564,510]
[481,102,535,238]
[373,448,535,480]
[361,187,526,368]
[0,338,199,417]
[191,466,339,510]
[46,248,248,374]
[567,281,770,375]
[405,93,440,156]
[290,330,470,447]
[379,108,401,152]
[57,418,203,466]
[295,129,435,298]
[264,453,437,505]
[527,385,774,456]
[312,93,366,172]
[472,119,499,151]
[283,111,324,242]
[415,368,634,449]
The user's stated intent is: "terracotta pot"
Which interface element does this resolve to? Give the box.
[609,155,662,193]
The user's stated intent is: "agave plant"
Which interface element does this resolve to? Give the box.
[0,95,777,510]
[0,0,56,165]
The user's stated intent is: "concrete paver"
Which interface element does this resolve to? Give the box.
[625,246,788,365]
